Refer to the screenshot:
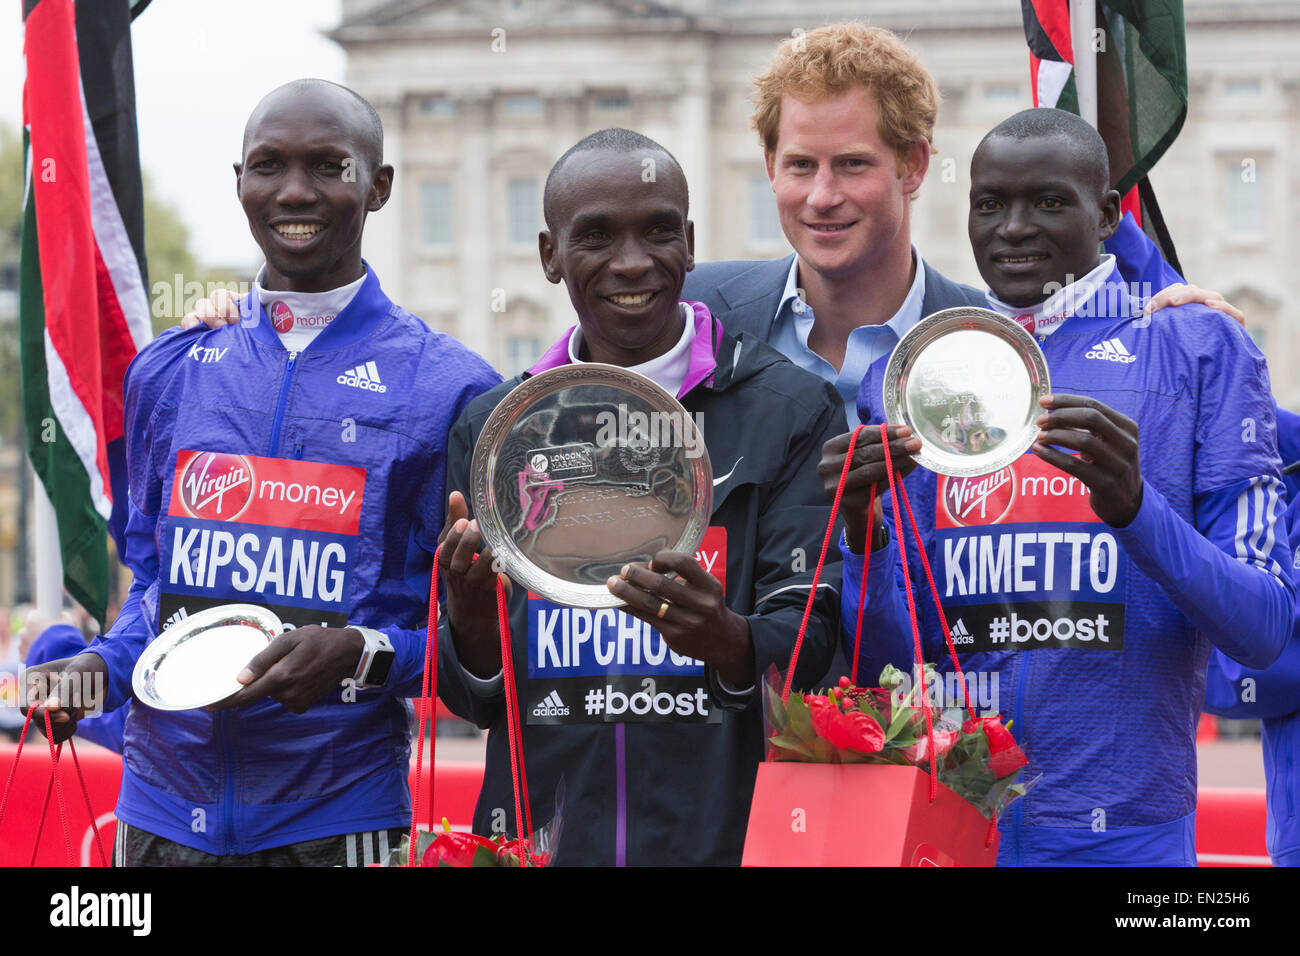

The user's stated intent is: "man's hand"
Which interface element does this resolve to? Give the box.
[1033,394,1143,527]
[606,550,754,687]
[21,654,108,744]
[1146,283,1246,327]
[209,626,365,714]
[818,426,921,554]
[180,287,243,331]
[438,490,510,679]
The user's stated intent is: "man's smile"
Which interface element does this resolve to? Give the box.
[270,220,327,242]
[603,290,659,309]
[804,220,857,233]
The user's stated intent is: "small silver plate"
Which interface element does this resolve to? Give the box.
[471,364,712,608]
[883,307,1051,477]
[132,604,282,711]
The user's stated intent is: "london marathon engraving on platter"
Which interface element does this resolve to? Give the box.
[883,307,1051,478]
[471,364,712,608]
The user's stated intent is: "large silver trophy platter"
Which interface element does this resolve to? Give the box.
[471,364,712,608]
[883,307,1051,477]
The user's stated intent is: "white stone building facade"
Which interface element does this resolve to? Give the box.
[331,0,1300,406]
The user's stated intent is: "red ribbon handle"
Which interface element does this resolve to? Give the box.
[411,551,532,866]
[0,694,107,866]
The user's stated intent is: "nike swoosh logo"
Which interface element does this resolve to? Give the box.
[713,457,744,487]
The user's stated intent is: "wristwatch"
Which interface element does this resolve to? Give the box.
[351,627,396,689]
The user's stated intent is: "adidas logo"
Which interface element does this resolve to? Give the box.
[1084,338,1137,364]
[950,618,973,645]
[162,607,188,632]
[336,360,388,393]
[531,690,569,717]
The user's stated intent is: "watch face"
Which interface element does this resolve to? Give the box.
[365,648,395,688]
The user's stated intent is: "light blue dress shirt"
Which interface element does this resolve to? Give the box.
[768,249,927,427]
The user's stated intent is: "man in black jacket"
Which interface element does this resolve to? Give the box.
[435,128,845,865]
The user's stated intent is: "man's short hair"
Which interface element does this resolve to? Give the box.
[978,108,1111,197]
[243,78,385,167]
[751,22,940,164]
[542,127,686,231]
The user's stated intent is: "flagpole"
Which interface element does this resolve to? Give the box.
[31,466,63,619]
[1071,0,1098,128]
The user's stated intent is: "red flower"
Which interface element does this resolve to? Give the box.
[808,695,885,754]
[421,831,497,867]
[900,728,959,764]
[963,716,1028,778]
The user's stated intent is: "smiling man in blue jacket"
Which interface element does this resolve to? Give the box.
[829,108,1293,865]
[25,79,499,865]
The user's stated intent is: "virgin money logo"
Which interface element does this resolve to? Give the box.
[269,300,294,334]
[178,452,254,521]
[942,466,1015,526]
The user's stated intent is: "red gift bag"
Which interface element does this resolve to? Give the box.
[743,764,997,866]
[742,424,1000,867]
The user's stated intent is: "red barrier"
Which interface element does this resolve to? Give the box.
[0,744,486,867]
[0,743,120,867]
[1195,787,1271,866]
[0,741,1268,866]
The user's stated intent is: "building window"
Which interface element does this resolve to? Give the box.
[505,336,541,377]
[508,178,540,245]
[593,90,630,111]
[503,94,544,115]
[1226,160,1262,239]
[749,174,782,242]
[421,180,452,247]
[419,96,457,117]
[984,83,1021,102]
[1225,78,1261,96]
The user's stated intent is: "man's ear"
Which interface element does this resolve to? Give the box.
[539,230,562,285]
[1098,187,1122,242]
[233,162,243,199]
[685,219,695,272]
[899,140,931,197]
[368,163,395,212]
[764,150,776,186]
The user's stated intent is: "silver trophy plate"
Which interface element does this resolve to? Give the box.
[883,307,1051,477]
[132,604,282,711]
[471,364,712,608]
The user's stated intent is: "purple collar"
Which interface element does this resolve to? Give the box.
[527,301,721,400]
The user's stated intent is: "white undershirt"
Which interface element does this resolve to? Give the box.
[255,266,367,352]
[567,302,696,397]
[984,254,1117,340]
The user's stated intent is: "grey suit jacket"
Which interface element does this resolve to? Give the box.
[681,254,984,343]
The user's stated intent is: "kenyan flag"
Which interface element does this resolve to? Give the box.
[1021,0,1188,270]
[20,0,153,624]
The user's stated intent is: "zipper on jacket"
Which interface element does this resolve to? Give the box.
[218,710,236,854]
[293,442,305,461]
[268,351,299,456]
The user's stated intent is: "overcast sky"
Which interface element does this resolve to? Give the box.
[1,0,346,269]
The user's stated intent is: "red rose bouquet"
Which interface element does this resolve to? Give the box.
[380,817,557,867]
[765,664,1037,820]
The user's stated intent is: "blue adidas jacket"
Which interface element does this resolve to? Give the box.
[840,264,1292,865]
[83,267,499,854]
[1109,212,1300,866]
